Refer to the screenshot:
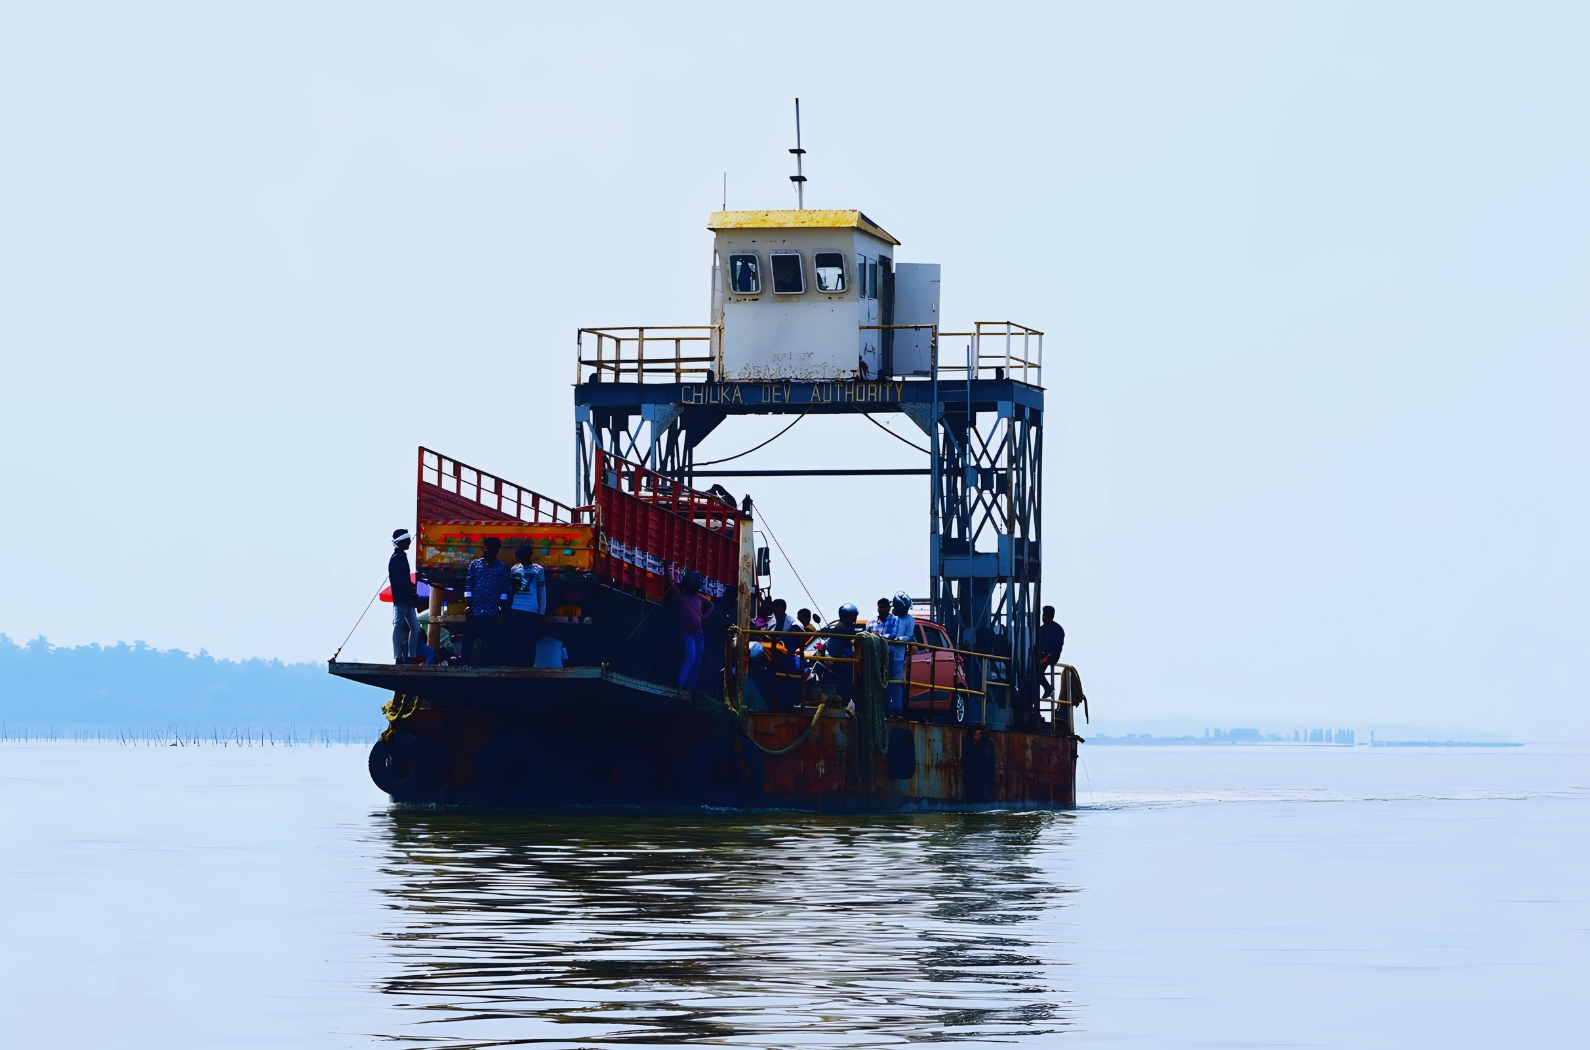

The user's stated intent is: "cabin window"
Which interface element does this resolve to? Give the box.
[770,251,805,294]
[728,253,760,295]
[857,254,880,299]
[814,251,846,292]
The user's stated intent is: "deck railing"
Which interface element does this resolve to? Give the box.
[576,321,1041,386]
[728,628,1016,726]
[419,447,591,524]
[935,321,1044,385]
[726,627,1082,732]
[577,326,720,384]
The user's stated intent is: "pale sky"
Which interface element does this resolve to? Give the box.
[2,3,1584,737]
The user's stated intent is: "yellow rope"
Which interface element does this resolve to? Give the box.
[741,703,828,756]
[379,692,420,743]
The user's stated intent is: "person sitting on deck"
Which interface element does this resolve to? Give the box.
[767,598,797,634]
[883,592,915,718]
[509,544,546,666]
[533,635,568,668]
[1037,605,1066,699]
[767,597,803,683]
[417,610,456,664]
[663,570,713,693]
[796,608,817,635]
[463,537,513,665]
[388,529,423,664]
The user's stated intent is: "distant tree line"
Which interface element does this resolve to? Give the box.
[0,635,381,729]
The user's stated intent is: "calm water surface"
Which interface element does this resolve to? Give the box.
[1,741,1584,1047]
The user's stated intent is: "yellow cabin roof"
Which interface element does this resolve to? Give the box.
[707,209,900,246]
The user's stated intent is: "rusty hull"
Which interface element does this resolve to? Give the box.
[744,710,1077,811]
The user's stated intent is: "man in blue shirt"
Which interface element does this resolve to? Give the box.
[464,537,513,665]
[866,597,893,636]
[884,592,915,718]
[825,603,863,705]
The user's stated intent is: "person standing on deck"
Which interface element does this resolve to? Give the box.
[866,597,894,636]
[464,537,513,665]
[664,570,713,692]
[1037,605,1066,699]
[389,529,423,663]
[883,592,915,718]
[509,544,546,666]
[825,603,863,707]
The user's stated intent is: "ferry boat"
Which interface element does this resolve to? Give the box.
[330,202,1085,811]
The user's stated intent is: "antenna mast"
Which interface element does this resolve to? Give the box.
[789,98,806,210]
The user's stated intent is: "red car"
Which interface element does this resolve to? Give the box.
[902,619,971,724]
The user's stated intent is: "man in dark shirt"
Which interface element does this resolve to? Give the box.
[464,537,513,665]
[825,603,863,705]
[663,570,714,692]
[389,529,422,663]
[1037,605,1066,699]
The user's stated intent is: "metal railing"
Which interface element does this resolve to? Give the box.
[419,447,592,524]
[577,326,720,384]
[936,321,1044,385]
[726,627,1018,727]
[599,451,743,530]
[575,321,1041,385]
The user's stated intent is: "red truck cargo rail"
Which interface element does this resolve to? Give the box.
[594,450,745,601]
[418,447,592,525]
[414,447,744,604]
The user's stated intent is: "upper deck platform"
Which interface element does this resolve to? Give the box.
[573,320,1045,417]
[575,374,1044,415]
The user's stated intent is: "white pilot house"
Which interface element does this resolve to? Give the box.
[708,209,940,381]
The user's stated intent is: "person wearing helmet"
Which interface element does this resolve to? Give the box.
[825,602,863,704]
[884,592,915,717]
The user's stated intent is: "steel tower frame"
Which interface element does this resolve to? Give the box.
[572,324,1045,727]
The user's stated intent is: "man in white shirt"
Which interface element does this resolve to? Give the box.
[509,544,546,666]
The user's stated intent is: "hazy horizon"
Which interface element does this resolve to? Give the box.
[2,3,1585,738]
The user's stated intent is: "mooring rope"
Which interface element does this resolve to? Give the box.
[739,702,830,756]
[332,575,390,662]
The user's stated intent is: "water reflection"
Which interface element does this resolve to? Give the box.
[372,811,1076,1046]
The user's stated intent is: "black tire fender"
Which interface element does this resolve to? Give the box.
[369,732,441,794]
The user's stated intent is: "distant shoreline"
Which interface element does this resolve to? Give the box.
[1086,736,1525,748]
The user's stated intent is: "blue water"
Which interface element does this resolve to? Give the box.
[1,741,1583,1047]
